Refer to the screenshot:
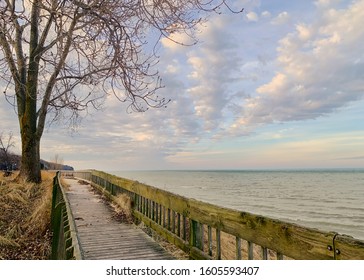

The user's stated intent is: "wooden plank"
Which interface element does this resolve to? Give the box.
[155,202,159,224]
[167,208,171,231]
[236,237,242,260]
[187,199,336,260]
[81,244,140,251]
[80,239,135,246]
[183,216,187,241]
[82,243,165,252]
[208,226,213,257]
[177,213,181,237]
[172,210,176,234]
[190,247,213,260]
[248,241,254,260]
[152,201,155,221]
[201,224,205,252]
[86,249,168,258]
[334,235,364,260]
[190,220,204,250]
[64,178,174,260]
[262,246,268,260]
[90,252,175,260]
[216,229,221,260]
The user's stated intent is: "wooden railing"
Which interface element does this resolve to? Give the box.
[50,172,83,259]
[66,170,364,260]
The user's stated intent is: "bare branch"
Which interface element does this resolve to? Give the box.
[0,131,16,171]
[1,0,243,134]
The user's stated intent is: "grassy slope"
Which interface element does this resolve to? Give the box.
[0,171,54,260]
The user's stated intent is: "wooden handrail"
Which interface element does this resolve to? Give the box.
[66,170,364,260]
[50,172,84,259]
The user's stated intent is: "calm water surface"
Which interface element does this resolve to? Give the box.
[111,170,364,240]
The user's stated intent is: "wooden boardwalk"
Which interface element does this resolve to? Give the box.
[64,178,174,260]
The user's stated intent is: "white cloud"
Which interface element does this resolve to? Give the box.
[256,73,287,95]
[314,0,340,8]
[160,32,196,52]
[261,11,271,18]
[314,0,330,7]
[178,15,245,131]
[246,12,259,22]
[271,11,290,25]
[296,24,312,41]
[227,0,364,135]
[165,60,180,74]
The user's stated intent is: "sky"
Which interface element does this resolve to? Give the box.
[1,0,364,171]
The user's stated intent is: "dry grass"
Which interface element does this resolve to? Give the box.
[0,171,54,260]
[0,236,20,248]
[89,184,135,224]
[113,194,133,222]
[107,193,139,225]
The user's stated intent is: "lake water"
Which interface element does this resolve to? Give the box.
[111,169,364,240]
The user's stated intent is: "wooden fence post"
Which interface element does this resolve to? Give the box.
[190,220,204,251]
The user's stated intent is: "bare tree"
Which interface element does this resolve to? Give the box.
[0,1,243,183]
[49,153,64,170]
[0,131,16,174]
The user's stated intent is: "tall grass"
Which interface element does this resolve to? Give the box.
[0,171,54,259]
[111,193,134,224]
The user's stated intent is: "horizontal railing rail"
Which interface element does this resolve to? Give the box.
[51,171,83,260]
[66,170,364,260]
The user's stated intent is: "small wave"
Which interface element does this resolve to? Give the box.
[336,206,364,211]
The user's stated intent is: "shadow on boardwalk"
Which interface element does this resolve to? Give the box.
[64,178,175,260]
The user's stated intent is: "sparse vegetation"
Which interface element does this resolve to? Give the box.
[0,131,19,175]
[112,194,134,224]
[0,171,54,259]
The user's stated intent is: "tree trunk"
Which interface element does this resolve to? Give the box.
[19,132,41,183]
[16,0,42,183]
[18,82,42,183]
[17,84,42,183]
